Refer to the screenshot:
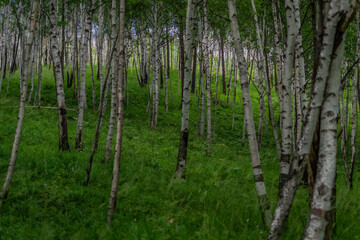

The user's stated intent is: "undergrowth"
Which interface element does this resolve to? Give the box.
[0,66,359,239]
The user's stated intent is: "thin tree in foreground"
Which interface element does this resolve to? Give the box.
[175,0,198,179]
[0,0,39,206]
[203,0,211,156]
[49,0,70,151]
[278,0,296,195]
[75,1,93,150]
[228,0,272,227]
[107,0,126,223]
[104,0,119,163]
[84,38,117,186]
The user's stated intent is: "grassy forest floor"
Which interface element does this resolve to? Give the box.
[0,66,360,239]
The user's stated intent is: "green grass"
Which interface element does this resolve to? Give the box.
[0,65,359,239]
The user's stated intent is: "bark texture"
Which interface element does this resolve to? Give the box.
[75,2,93,150]
[268,1,359,238]
[175,0,197,179]
[49,0,70,151]
[104,0,119,163]
[107,0,126,223]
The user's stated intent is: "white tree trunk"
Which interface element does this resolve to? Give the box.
[268,1,359,238]
[303,13,347,239]
[49,0,70,150]
[104,0,119,163]
[151,2,160,130]
[175,0,198,178]
[203,0,211,156]
[0,0,39,205]
[198,15,205,137]
[75,2,93,150]
[98,4,105,99]
[107,0,126,222]
[228,0,272,227]
[278,0,296,194]
[271,0,283,126]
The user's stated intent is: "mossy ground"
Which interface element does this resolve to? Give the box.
[0,66,359,239]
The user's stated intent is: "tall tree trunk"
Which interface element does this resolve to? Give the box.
[268,1,359,238]
[220,36,226,95]
[75,2,93,150]
[307,0,328,209]
[84,39,116,185]
[232,57,237,129]
[49,0,70,151]
[191,45,197,94]
[104,0,119,163]
[60,0,65,82]
[27,44,36,102]
[226,57,233,103]
[303,7,347,237]
[228,0,272,227]
[107,0,126,222]
[0,3,9,96]
[151,3,160,130]
[294,2,307,118]
[198,14,205,136]
[175,0,197,179]
[132,40,141,85]
[140,31,148,86]
[166,28,170,78]
[89,31,96,110]
[0,0,39,205]
[179,16,185,107]
[164,46,169,111]
[98,4,105,100]
[37,32,43,108]
[213,52,220,138]
[271,0,283,127]
[278,0,296,195]
[203,0,211,156]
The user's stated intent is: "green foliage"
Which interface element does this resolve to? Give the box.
[0,65,359,239]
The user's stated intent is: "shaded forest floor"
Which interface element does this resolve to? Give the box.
[0,66,359,239]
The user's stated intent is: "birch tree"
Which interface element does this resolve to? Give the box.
[269,1,359,238]
[203,0,211,156]
[0,0,39,205]
[49,0,70,151]
[175,0,198,179]
[107,0,126,222]
[271,0,283,124]
[303,3,353,238]
[97,4,105,94]
[278,0,296,194]
[75,1,93,150]
[228,0,272,227]
[198,13,205,137]
[104,0,119,163]
[151,1,161,130]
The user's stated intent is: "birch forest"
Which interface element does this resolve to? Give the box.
[1,0,360,239]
